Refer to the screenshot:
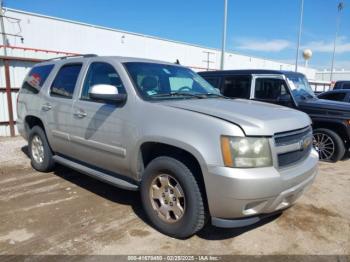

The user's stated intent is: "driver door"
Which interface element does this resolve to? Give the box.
[252,76,295,107]
[69,61,129,174]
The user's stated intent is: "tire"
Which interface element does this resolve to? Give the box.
[141,156,206,238]
[313,128,345,162]
[28,126,55,172]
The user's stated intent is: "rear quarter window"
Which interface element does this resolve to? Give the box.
[21,64,54,94]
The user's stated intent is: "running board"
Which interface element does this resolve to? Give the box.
[53,155,139,191]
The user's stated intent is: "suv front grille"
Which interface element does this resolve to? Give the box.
[274,126,313,168]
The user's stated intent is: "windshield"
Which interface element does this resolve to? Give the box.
[124,62,221,100]
[286,73,316,101]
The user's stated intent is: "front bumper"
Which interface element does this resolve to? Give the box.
[205,149,318,225]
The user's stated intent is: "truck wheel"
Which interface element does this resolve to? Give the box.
[28,126,55,172]
[313,128,345,162]
[141,156,206,238]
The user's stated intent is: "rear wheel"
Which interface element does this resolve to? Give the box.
[313,128,345,162]
[28,126,55,172]
[141,156,206,238]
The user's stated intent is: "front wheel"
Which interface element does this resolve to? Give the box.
[313,128,345,162]
[140,156,206,238]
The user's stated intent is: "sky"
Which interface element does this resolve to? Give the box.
[4,0,350,70]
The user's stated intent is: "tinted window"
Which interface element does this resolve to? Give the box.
[50,64,82,98]
[342,83,350,89]
[81,62,126,100]
[319,92,346,101]
[21,64,54,94]
[255,78,288,100]
[222,76,251,99]
[205,77,220,89]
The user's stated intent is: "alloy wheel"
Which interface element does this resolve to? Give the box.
[313,133,335,160]
[31,135,45,163]
[149,174,186,223]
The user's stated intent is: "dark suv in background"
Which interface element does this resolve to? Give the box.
[199,70,350,162]
[333,81,350,90]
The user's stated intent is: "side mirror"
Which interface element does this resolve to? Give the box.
[89,84,127,103]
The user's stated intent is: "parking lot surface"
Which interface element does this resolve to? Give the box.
[0,137,349,255]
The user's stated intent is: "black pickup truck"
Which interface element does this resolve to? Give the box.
[199,70,350,162]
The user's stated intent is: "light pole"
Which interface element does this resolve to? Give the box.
[295,0,304,72]
[220,0,228,70]
[330,2,344,82]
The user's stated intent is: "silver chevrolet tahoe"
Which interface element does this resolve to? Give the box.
[17,55,318,238]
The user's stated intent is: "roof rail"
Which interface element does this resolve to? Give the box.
[45,54,98,61]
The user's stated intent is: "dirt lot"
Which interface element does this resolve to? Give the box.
[0,136,349,255]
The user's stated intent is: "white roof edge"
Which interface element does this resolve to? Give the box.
[4,7,310,69]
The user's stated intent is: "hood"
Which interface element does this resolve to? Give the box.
[161,98,311,136]
[298,98,350,117]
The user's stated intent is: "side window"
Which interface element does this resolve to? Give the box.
[50,64,82,99]
[342,83,350,89]
[21,64,54,94]
[255,78,288,100]
[222,76,251,99]
[205,77,220,89]
[81,62,126,100]
[320,92,346,101]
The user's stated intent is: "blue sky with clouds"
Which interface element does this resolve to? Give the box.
[4,0,350,70]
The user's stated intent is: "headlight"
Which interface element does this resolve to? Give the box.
[220,136,273,168]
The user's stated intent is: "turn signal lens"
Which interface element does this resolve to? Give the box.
[221,136,234,167]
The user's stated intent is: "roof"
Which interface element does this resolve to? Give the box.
[335,80,350,83]
[198,69,305,76]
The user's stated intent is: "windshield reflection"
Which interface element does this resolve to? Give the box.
[286,74,316,101]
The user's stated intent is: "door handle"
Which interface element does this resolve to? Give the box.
[41,103,52,111]
[74,110,87,118]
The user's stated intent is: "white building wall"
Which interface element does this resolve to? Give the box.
[2,8,316,77]
[315,70,350,82]
[0,8,317,136]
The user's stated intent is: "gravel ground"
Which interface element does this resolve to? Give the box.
[0,137,349,256]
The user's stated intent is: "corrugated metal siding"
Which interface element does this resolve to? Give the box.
[0,59,34,136]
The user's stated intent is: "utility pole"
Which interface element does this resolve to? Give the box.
[220,0,228,70]
[203,51,215,70]
[330,2,344,82]
[295,0,304,72]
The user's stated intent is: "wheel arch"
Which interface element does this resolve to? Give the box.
[24,115,46,139]
[136,139,210,213]
[312,120,349,146]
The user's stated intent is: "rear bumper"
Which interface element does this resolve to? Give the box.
[205,149,319,221]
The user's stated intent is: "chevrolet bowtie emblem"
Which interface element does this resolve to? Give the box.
[300,136,312,151]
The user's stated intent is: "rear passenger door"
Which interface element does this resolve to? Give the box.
[43,63,83,157]
[70,61,129,174]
